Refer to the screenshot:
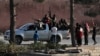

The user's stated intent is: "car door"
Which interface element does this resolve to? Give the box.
[37,24,49,41]
[24,25,35,40]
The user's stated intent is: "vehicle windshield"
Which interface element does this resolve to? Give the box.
[19,23,33,30]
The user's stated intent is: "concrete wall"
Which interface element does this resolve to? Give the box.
[0,0,99,32]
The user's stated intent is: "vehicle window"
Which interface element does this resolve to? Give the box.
[38,24,46,30]
[42,24,46,30]
[27,25,35,30]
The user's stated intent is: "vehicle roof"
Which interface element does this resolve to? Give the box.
[19,23,34,29]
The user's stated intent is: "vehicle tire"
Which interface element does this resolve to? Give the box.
[56,35,61,43]
[8,40,11,44]
[50,35,55,43]
[15,36,22,45]
[50,35,61,43]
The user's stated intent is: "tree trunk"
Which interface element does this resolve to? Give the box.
[9,0,16,43]
[70,0,76,47]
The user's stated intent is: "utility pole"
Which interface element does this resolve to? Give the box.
[9,0,16,44]
[70,0,76,47]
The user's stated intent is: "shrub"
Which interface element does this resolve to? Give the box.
[46,42,61,49]
[0,41,6,52]
[6,44,27,53]
[0,40,5,45]
[60,44,72,49]
[29,42,45,51]
[0,41,27,56]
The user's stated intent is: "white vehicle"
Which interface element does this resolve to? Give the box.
[4,23,69,44]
